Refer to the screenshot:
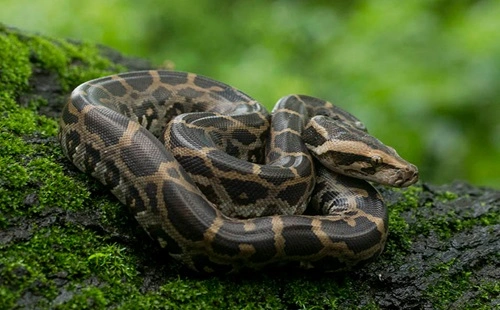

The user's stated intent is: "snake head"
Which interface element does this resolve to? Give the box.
[303,115,419,187]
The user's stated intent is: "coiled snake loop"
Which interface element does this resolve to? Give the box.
[59,70,418,272]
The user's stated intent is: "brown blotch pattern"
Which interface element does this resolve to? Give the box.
[57,70,415,273]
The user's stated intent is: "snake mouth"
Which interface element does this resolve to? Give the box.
[338,163,419,188]
[393,165,419,187]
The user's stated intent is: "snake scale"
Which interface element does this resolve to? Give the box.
[59,70,418,273]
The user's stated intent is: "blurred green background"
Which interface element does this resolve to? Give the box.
[2,0,499,188]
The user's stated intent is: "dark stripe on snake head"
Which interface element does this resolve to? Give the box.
[323,151,370,168]
[302,124,328,147]
[359,163,394,175]
[300,95,367,132]
[308,117,384,151]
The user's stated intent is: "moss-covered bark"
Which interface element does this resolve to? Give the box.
[1,25,498,309]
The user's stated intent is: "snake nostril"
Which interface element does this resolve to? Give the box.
[395,167,419,187]
[406,168,419,185]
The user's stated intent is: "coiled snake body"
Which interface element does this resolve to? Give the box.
[59,70,418,273]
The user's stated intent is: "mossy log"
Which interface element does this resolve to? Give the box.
[0,25,498,309]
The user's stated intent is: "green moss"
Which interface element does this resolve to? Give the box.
[0,25,144,309]
[381,184,497,243]
[87,245,138,283]
[0,156,29,188]
[0,33,31,93]
[26,35,124,92]
[0,132,31,158]
[411,190,497,240]
[64,41,124,88]
[1,24,123,98]
[280,277,377,309]
[0,25,124,225]
[428,277,471,308]
[57,287,108,309]
[0,225,141,309]
[0,117,90,220]
[475,281,500,308]
[384,186,422,259]
[424,268,473,309]
[4,107,49,136]
[435,190,459,202]
[28,157,91,212]
[27,37,69,78]
[382,185,499,308]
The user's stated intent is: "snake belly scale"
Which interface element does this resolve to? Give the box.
[59,70,418,273]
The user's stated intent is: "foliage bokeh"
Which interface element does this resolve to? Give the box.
[2,0,499,187]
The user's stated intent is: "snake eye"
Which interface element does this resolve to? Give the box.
[370,155,382,166]
[317,110,330,116]
[354,121,367,131]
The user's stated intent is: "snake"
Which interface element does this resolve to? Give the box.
[59,70,418,273]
